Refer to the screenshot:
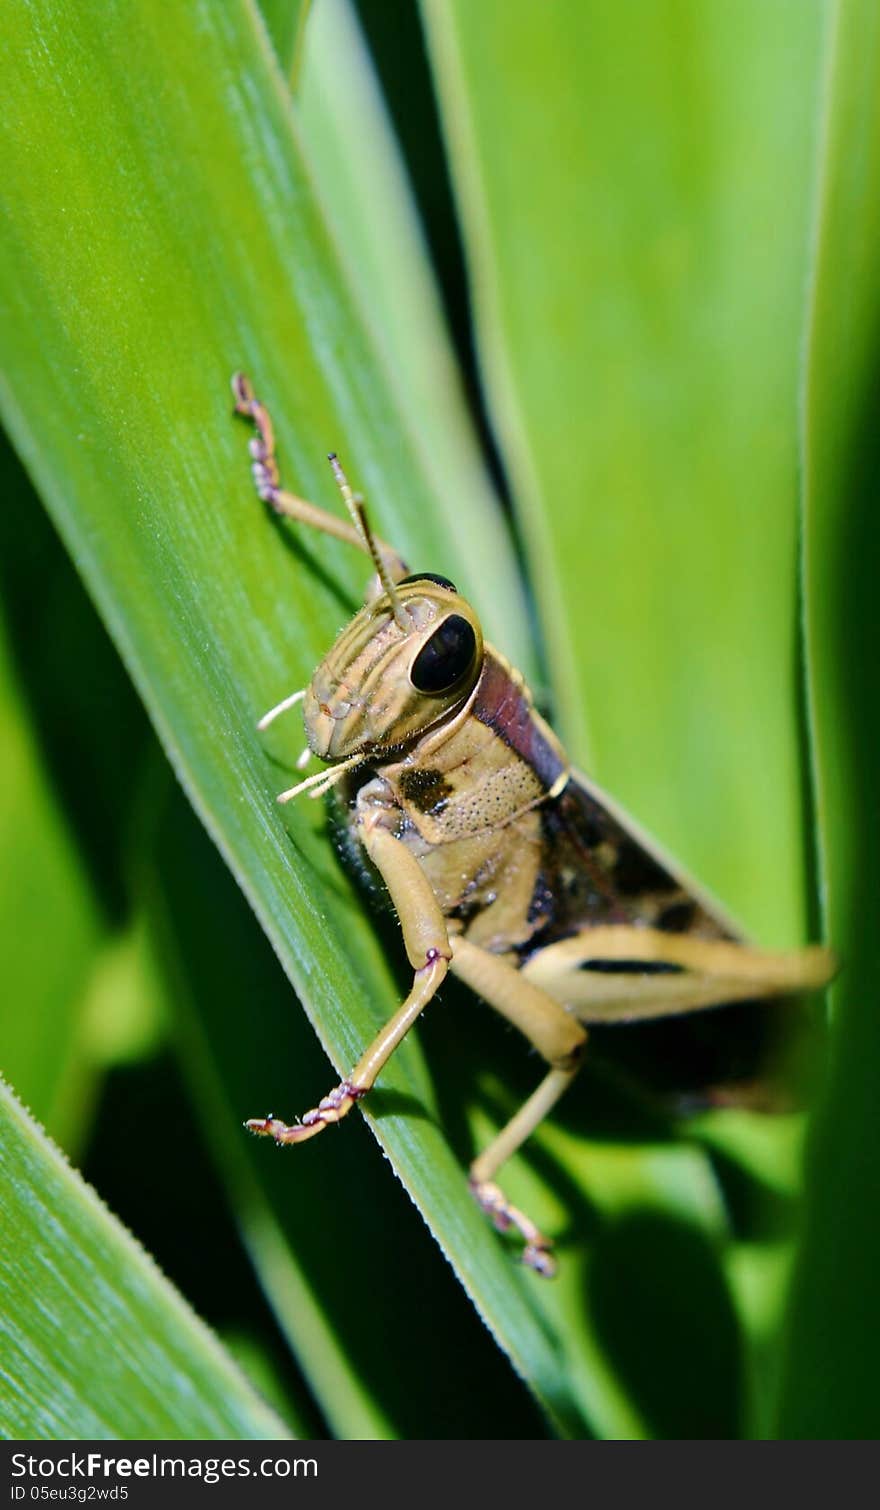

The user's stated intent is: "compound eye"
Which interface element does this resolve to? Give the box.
[398,572,458,593]
[410,614,478,694]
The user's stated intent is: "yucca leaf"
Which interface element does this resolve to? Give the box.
[423,0,823,942]
[778,0,880,1439]
[0,1079,293,1439]
[0,0,587,1436]
[423,0,828,1437]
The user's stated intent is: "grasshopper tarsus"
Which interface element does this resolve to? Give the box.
[245,1080,367,1147]
[230,371,253,411]
[522,1245,557,1280]
[469,1177,557,1278]
[245,1115,323,1146]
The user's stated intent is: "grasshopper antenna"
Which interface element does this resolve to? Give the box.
[257,687,306,732]
[327,453,411,632]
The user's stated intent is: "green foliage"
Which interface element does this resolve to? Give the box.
[777,0,880,1438]
[0,1079,291,1439]
[0,0,875,1441]
[423,0,821,942]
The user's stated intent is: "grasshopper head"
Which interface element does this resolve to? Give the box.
[304,574,484,760]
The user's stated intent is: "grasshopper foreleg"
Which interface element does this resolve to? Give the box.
[232,374,407,579]
[247,805,452,1146]
[246,952,447,1144]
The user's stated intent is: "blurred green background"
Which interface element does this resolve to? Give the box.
[1,0,878,1440]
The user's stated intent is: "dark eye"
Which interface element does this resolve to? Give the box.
[410,614,478,694]
[398,572,458,593]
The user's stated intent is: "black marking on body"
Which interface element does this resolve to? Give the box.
[613,839,679,898]
[450,890,485,927]
[521,775,730,959]
[525,781,629,946]
[526,872,556,929]
[578,959,684,975]
[657,899,698,932]
[398,767,454,815]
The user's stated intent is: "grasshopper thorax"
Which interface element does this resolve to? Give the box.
[304,576,484,761]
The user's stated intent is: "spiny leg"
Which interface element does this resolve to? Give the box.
[232,372,360,545]
[232,373,406,578]
[247,804,452,1145]
[246,950,448,1144]
[460,926,835,1267]
[469,1067,580,1277]
[450,935,588,1276]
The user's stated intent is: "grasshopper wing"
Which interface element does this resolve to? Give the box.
[520,770,831,1107]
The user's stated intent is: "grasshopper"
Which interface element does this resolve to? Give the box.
[233,374,833,1276]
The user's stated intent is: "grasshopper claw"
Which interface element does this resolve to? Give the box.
[245,1082,365,1146]
[522,1242,557,1279]
[469,1178,557,1278]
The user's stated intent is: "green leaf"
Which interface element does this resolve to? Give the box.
[0,0,584,1434]
[778,0,880,1439]
[0,1078,292,1438]
[423,0,824,943]
[146,779,548,1440]
[423,0,829,1437]
[296,0,533,669]
[0,432,158,1151]
[258,0,309,76]
[0,611,102,1138]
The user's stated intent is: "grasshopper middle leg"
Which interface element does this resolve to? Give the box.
[450,936,588,1276]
